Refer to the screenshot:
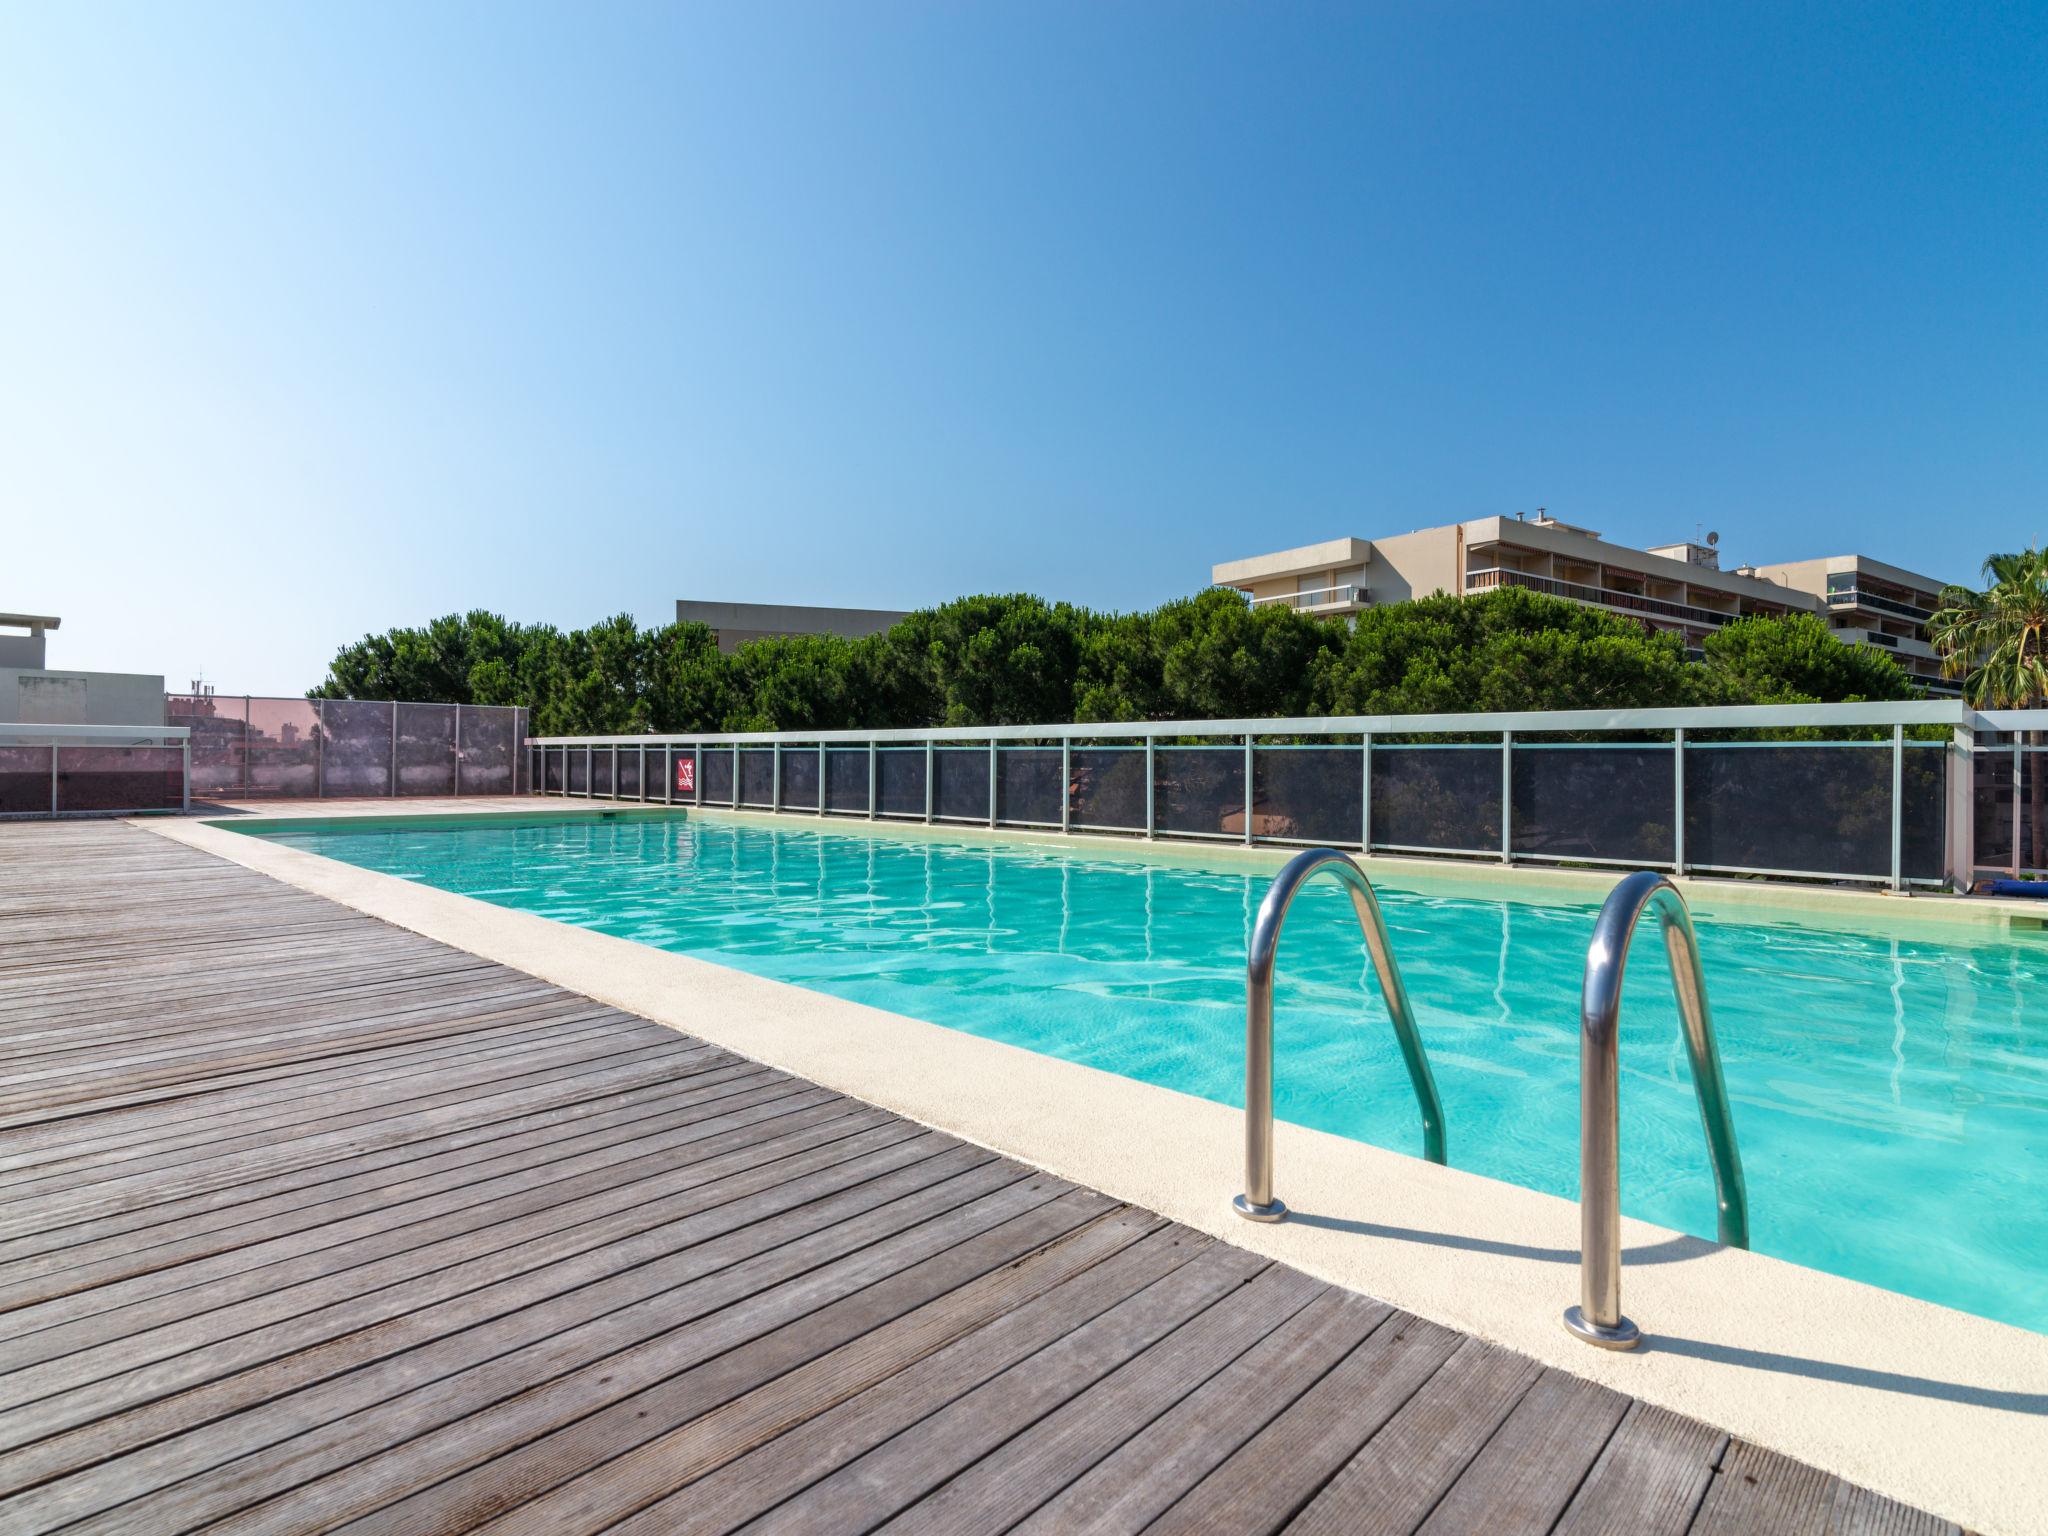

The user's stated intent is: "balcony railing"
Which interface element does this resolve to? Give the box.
[1465,568,1751,629]
[1828,588,1934,622]
[1249,585,1361,611]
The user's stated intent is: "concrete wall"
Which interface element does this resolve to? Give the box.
[0,634,47,669]
[0,670,167,727]
[1362,526,1462,603]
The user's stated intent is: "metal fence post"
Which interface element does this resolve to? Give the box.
[1060,737,1071,834]
[181,735,191,813]
[1144,737,1156,840]
[1500,730,1514,863]
[316,700,326,799]
[49,743,58,816]
[1889,724,1905,892]
[2015,742,2024,879]
[924,741,934,824]
[772,744,782,812]
[1242,735,1254,846]
[454,704,463,797]
[867,741,877,819]
[1673,727,1687,875]
[988,742,998,828]
[1360,732,1374,851]
[388,704,398,798]
[243,695,253,797]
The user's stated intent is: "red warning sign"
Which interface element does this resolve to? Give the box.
[676,757,695,794]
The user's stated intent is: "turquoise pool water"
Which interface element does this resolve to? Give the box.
[241,812,2048,1333]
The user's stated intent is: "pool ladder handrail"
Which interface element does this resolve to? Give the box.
[1566,869,1749,1350]
[1235,847,1446,1223]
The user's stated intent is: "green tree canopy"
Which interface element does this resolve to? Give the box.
[309,585,1923,733]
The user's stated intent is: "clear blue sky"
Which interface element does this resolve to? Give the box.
[2,2,2042,694]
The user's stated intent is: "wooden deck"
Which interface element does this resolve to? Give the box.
[0,819,1957,1535]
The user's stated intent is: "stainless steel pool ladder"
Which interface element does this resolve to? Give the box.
[1234,848,1446,1223]
[1566,870,1749,1350]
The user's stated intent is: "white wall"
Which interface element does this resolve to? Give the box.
[0,669,167,726]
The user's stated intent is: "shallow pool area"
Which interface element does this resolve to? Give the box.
[238,810,2048,1334]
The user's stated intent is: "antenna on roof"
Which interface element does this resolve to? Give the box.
[1707,531,1720,547]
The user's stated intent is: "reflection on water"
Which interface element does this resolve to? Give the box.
[253,815,2048,1334]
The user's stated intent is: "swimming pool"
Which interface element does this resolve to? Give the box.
[239,811,2048,1334]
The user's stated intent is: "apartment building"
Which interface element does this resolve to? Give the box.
[1211,517,1959,694]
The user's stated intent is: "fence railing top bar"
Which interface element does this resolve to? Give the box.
[1975,709,2048,730]
[0,722,192,741]
[526,698,1979,749]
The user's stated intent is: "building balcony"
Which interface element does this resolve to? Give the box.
[1465,567,1744,629]
[1249,584,1364,613]
[1828,588,1934,622]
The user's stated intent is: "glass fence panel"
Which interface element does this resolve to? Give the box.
[1371,745,1502,853]
[932,747,989,821]
[825,749,870,813]
[321,700,396,794]
[0,747,50,813]
[616,747,641,799]
[242,698,319,797]
[56,746,184,812]
[167,694,248,796]
[1685,745,1895,877]
[394,704,457,796]
[1071,748,1145,830]
[1154,747,1244,838]
[737,749,775,806]
[458,707,518,794]
[997,747,1063,826]
[1972,752,2012,867]
[1896,744,1947,881]
[1254,746,1360,845]
[876,748,927,816]
[1511,746,1674,864]
[781,747,821,810]
[700,748,735,804]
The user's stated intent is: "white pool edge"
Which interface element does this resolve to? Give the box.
[143,805,2048,1536]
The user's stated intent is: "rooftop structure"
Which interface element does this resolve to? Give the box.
[677,598,910,654]
[1211,519,1959,694]
[0,611,61,670]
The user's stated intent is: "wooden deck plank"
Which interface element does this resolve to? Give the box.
[0,821,1957,1536]
[1281,1335,1544,1536]
[1414,1366,1632,1536]
[1552,1400,1729,1536]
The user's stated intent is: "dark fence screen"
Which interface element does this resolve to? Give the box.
[1255,747,1359,845]
[1154,747,1242,838]
[700,749,735,804]
[876,749,926,817]
[1685,745,1904,878]
[780,747,821,811]
[246,698,319,796]
[997,748,1063,826]
[55,747,184,812]
[1071,748,1145,831]
[396,702,454,796]
[566,749,589,794]
[825,749,870,813]
[323,700,396,794]
[1975,748,2046,872]
[542,747,564,793]
[0,747,49,813]
[738,749,775,807]
[932,748,989,822]
[1372,746,1500,853]
[460,709,517,794]
[589,745,614,799]
[616,748,642,799]
[1512,746,1674,864]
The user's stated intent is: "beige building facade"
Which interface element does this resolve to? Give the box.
[1211,517,1958,694]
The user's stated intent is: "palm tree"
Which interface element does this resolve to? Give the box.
[1931,548,2048,869]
